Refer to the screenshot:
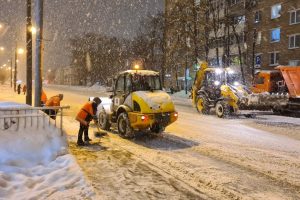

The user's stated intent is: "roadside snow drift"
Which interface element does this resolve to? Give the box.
[0,102,95,199]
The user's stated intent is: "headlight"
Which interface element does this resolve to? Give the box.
[214,81,220,86]
[215,68,223,74]
[233,81,240,86]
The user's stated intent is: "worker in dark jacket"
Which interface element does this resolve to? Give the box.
[45,94,64,119]
[76,97,101,146]
[17,84,21,94]
[22,85,27,95]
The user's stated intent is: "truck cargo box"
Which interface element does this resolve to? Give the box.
[276,66,300,98]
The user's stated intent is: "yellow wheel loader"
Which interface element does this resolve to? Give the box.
[192,62,249,118]
[97,69,178,138]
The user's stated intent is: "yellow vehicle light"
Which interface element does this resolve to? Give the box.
[170,111,178,122]
[141,115,149,122]
[174,112,178,117]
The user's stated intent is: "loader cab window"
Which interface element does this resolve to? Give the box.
[125,74,132,93]
[115,75,125,94]
[204,71,223,86]
[227,73,241,85]
[254,76,265,84]
[132,74,162,91]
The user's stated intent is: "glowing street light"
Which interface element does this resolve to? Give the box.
[17,48,24,54]
[134,64,140,70]
[30,26,37,34]
[0,46,4,51]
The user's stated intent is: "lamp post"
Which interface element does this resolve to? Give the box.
[252,28,257,82]
[34,0,44,107]
[10,59,12,87]
[26,0,33,105]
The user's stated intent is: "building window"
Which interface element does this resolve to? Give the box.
[256,31,262,45]
[254,11,261,23]
[255,54,262,68]
[186,37,191,48]
[271,4,281,19]
[270,52,279,66]
[270,28,280,42]
[289,34,300,48]
[289,60,300,66]
[290,10,300,24]
[233,15,245,24]
[230,0,241,6]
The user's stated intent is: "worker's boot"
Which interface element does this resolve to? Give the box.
[77,141,85,146]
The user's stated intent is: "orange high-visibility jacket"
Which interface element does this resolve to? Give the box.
[76,102,96,122]
[45,96,61,107]
[41,90,48,104]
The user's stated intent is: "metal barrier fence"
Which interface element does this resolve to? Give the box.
[0,106,70,135]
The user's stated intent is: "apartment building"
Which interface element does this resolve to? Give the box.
[246,0,300,70]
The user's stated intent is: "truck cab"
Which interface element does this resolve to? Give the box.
[98,69,178,138]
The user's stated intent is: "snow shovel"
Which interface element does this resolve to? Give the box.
[94,121,107,137]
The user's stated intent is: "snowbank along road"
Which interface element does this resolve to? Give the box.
[1,84,300,199]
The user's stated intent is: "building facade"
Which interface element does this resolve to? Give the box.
[164,0,300,87]
[246,0,300,71]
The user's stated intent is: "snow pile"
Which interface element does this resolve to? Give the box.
[89,82,106,91]
[0,102,95,199]
[172,90,190,99]
[47,84,106,93]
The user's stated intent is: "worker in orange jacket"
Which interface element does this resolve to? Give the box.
[76,97,101,146]
[45,94,64,119]
[41,90,48,106]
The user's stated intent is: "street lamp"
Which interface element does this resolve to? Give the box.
[0,47,4,51]
[30,26,37,34]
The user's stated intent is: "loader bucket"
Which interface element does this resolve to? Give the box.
[276,66,300,98]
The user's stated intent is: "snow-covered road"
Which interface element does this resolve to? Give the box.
[1,84,300,199]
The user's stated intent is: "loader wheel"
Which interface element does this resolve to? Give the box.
[216,101,231,118]
[98,110,111,131]
[117,113,134,138]
[196,96,210,115]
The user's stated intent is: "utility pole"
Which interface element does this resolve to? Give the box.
[34,0,43,107]
[10,57,12,88]
[14,44,17,92]
[252,28,257,82]
[162,0,168,88]
[26,0,33,105]
[185,54,188,94]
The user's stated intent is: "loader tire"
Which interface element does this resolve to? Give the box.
[216,101,231,118]
[98,110,111,131]
[196,95,210,115]
[117,113,134,138]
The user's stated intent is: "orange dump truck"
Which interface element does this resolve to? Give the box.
[252,66,300,114]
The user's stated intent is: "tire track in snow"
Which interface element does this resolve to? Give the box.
[105,132,300,200]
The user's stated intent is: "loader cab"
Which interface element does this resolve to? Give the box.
[111,70,162,112]
[201,69,223,99]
